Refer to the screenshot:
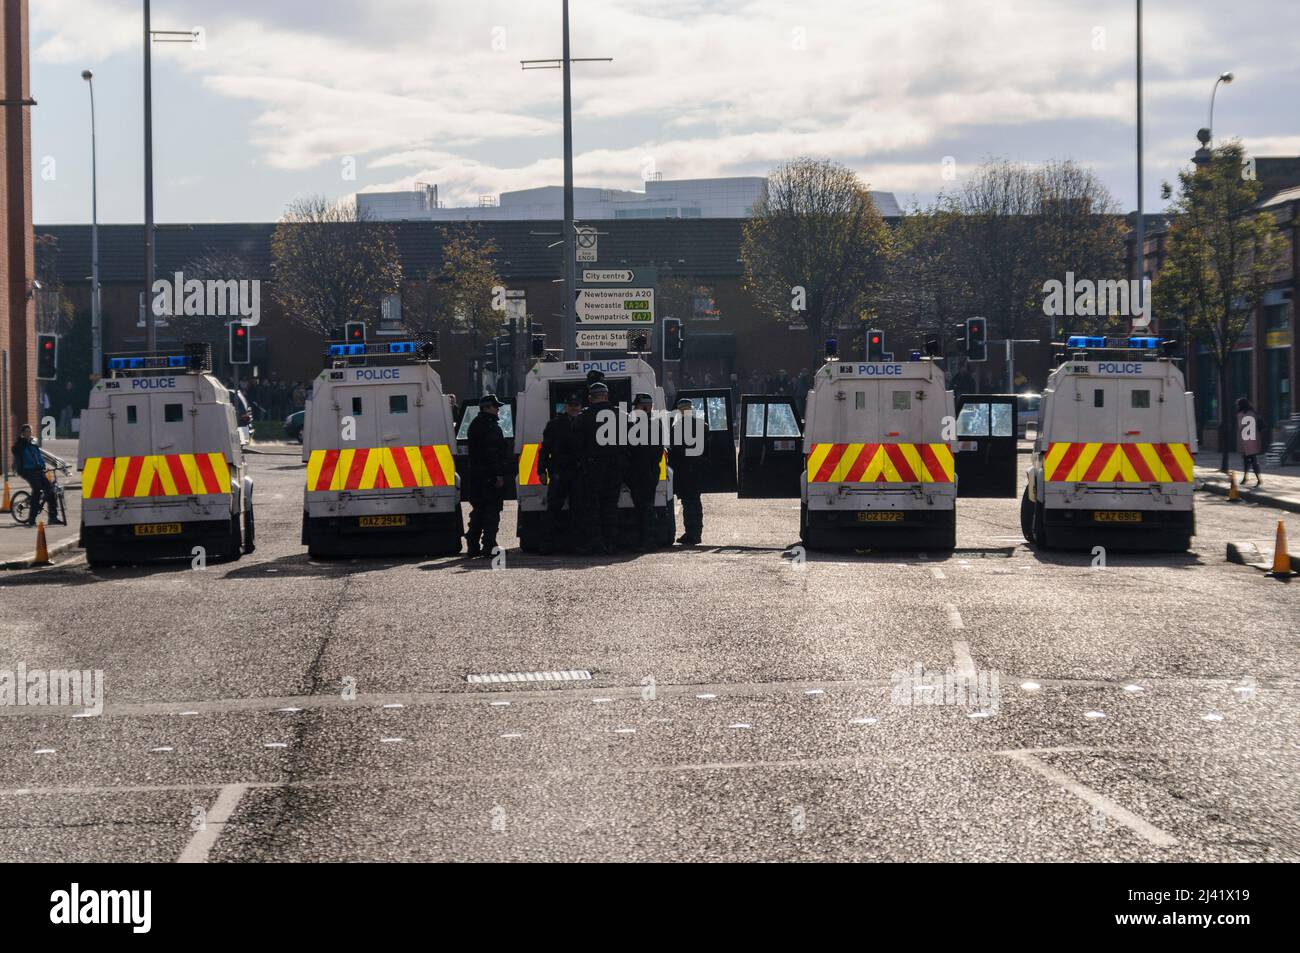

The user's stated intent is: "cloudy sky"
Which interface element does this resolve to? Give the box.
[29,0,1300,224]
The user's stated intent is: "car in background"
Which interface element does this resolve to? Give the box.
[1017,392,1041,439]
[284,410,305,443]
[228,389,255,446]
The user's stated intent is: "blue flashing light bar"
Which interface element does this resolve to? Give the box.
[387,341,416,354]
[328,343,366,357]
[1065,335,1162,350]
[108,354,191,370]
[328,340,432,358]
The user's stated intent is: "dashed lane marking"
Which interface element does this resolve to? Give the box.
[1003,751,1178,848]
[952,641,976,680]
[946,604,965,629]
[931,567,946,580]
[177,783,248,864]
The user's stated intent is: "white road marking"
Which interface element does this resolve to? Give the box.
[500,732,523,739]
[1201,713,1224,722]
[1084,710,1106,720]
[611,727,636,734]
[591,698,613,704]
[380,737,404,743]
[489,700,511,707]
[696,693,717,700]
[931,567,946,580]
[382,703,404,710]
[803,689,824,696]
[150,746,174,753]
[34,748,55,755]
[1021,681,1041,692]
[1004,752,1178,847]
[177,783,248,864]
[952,641,976,679]
[728,723,752,730]
[969,711,992,719]
[1123,684,1145,693]
[276,707,302,713]
[850,717,878,725]
[263,742,288,748]
[946,604,965,630]
[178,711,198,716]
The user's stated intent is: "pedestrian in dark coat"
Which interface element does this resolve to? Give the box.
[465,394,511,557]
[668,397,705,545]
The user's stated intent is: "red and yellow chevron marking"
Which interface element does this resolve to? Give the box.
[806,443,955,484]
[519,444,542,486]
[1044,442,1193,483]
[305,445,455,492]
[82,453,232,500]
[519,444,668,485]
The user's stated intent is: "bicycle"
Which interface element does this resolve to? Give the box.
[10,459,71,526]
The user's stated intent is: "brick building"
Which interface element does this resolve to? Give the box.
[34,219,876,410]
[1,0,36,455]
[1136,156,1300,449]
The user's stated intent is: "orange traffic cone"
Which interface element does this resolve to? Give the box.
[0,479,10,513]
[1227,472,1240,502]
[1267,520,1295,579]
[33,520,50,566]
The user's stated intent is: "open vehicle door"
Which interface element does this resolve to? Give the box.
[675,388,737,493]
[738,394,803,498]
[953,394,1018,498]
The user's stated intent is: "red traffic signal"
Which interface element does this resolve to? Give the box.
[228,322,251,364]
[345,321,366,343]
[36,333,58,380]
[867,329,885,361]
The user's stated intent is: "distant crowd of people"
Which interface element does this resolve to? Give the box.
[239,377,311,421]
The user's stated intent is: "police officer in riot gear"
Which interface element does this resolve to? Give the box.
[626,393,662,551]
[669,396,704,545]
[576,379,624,554]
[539,392,585,553]
[464,394,510,558]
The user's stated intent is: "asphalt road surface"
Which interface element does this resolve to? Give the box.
[1,449,1296,862]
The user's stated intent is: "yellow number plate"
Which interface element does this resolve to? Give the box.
[133,522,182,536]
[358,515,407,528]
[1093,511,1142,523]
[857,511,903,523]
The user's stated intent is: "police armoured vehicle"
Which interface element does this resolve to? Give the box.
[301,340,461,557]
[78,344,254,566]
[514,356,674,551]
[801,349,957,549]
[1022,335,1196,551]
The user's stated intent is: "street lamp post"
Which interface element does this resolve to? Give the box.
[1134,0,1145,308]
[144,0,155,350]
[520,2,611,360]
[1209,71,1234,146]
[81,70,101,376]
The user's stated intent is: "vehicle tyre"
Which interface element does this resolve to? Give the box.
[799,503,821,550]
[1032,500,1049,549]
[1165,533,1193,553]
[1019,489,1035,543]
[10,491,31,524]
[84,548,113,568]
[226,512,243,561]
[243,508,256,554]
[940,513,957,551]
[655,504,676,548]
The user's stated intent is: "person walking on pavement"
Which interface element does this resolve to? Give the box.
[626,392,663,551]
[539,392,586,553]
[669,397,704,546]
[464,394,511,558]
[576,379,625,555]
[11,424,60,525]
[1236,397,1263,486]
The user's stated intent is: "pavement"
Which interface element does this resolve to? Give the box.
[0,439,82,570]
[1193,450,1300,513]
[0,451,1296,862]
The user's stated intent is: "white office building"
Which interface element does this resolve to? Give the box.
[358,176,901,221]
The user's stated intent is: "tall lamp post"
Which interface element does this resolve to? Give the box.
[81,70,101,375]
[521,1,611,360]
[1209,71,1234,146]
[1134,0,1145,307]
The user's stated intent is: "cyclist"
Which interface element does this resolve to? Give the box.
[11,424,60,525]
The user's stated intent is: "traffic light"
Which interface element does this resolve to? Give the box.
[662,318,684,361]
[345,321,366,345]
[228,322,251,364]
[966,317,988,362]
[867,329,885,361]
[36,333,58,380]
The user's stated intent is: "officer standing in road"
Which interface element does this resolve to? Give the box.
[626,393,662,550]
[539,392,585,553]
[464,394,510,558]
[668,397,704,546]
[577,379,624,554]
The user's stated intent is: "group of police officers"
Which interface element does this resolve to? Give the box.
[462,379,704,558]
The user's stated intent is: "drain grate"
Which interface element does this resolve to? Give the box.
[466,670,592,685]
